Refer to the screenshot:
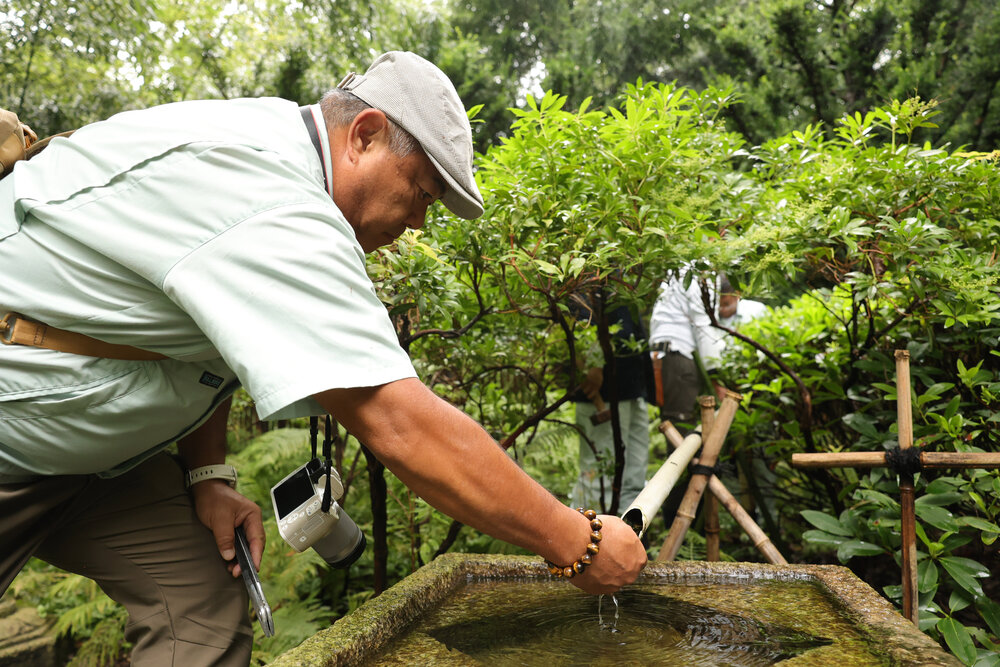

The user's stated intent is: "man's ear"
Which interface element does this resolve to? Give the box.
[345,108,390,161]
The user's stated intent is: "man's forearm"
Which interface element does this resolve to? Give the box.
[176,397,233,469]
[315,380,602,567]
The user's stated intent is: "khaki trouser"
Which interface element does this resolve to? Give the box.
[652,350,699,424]
[572,398,651,512]
[0,453,252,666]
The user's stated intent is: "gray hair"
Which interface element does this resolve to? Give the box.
[319,88,421,158]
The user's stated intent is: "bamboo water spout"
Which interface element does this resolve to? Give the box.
[621,426,703,538]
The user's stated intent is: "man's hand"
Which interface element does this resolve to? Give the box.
[565,515,646,595]
[190,480,265,578]
[581,366,604,403]
[176,398,265,577]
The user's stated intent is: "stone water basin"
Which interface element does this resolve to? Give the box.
[269,553,960,666]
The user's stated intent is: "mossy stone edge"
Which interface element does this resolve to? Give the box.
[268,554,960,666]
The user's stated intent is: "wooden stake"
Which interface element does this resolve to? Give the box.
[896,350,919,625]
[700,396,721,561]
[661,421,787,565]
[789,350,1000,627]
[657,391,741,562]
[791,451,1000,469]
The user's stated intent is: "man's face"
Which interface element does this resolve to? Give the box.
[339,142,447,253]
[719,293,739,319]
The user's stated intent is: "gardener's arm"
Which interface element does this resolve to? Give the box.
[176,397,265,576]
[314,378,647,594]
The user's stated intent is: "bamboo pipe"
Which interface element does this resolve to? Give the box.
[656,390,742,562]
[896,350,919,626]
[661,419,787,565]
[700,396,721,562]
[621,425,703,538]
[791,451,1000,469]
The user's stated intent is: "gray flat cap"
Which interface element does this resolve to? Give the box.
[338,51,484,220]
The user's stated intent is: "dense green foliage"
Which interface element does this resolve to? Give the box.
[4,0,999,664]
[453,0,1000,151]
[378,89,1000,662]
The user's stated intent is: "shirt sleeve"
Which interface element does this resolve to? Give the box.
[685,281,726,369]
[162,201,416,420]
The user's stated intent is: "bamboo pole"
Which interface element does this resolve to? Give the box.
[621,427,703,537]
[662,420,787,565]
[700,396,721,562]
[896,350,919,626]
[657,390,741,562]
[791,451,1000,469]
[788,351,1000,626]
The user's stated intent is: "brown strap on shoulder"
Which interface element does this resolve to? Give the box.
[1,312,166,361]
[25,130,75,160]
[0,109,34,178]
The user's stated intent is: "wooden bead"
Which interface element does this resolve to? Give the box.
[549,509,601,579]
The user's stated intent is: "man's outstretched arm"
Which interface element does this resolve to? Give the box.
[315,377,646,594]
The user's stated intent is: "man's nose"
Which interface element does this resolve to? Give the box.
[406,209,428,230]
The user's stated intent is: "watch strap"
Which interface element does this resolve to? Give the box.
[185,464,238,489]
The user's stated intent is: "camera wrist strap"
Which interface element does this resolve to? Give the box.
[309,416,334,512]
[321,416,334,512]
[309,416,319,460]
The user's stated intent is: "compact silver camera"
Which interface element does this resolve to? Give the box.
[270,459,366,568]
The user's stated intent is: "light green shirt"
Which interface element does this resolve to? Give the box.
[0,98,415,481]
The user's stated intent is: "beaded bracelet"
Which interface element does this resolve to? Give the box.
[545,508,603,579]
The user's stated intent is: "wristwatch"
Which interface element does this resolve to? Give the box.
[185,464,238,489]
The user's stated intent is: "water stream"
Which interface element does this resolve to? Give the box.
[596,593,619,632]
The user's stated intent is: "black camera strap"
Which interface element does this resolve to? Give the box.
[321,416,334,512]
[308,416,335,512]
[309,416,319,460]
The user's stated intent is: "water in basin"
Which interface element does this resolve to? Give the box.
[366,578,885,666]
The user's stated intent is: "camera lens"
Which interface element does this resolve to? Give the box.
[310,503,366,568]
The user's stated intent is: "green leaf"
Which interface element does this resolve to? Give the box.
[949,588,974,613]
[801,510,853,536]
[976,598,1000,638]
[567,256,586,277]
[968,628,1000,655]
[419,541,434,566]
[956,516,1000,535]
[937,617,977,665]
[533,259,561,276]
[917,559,939,593]
[802,529,847,548]
[915,492,965,506]
[915,504,959,531]
[842,412,880,438]
[940,557,987,597]
[836,540,884,561]
[926,478,960,494]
